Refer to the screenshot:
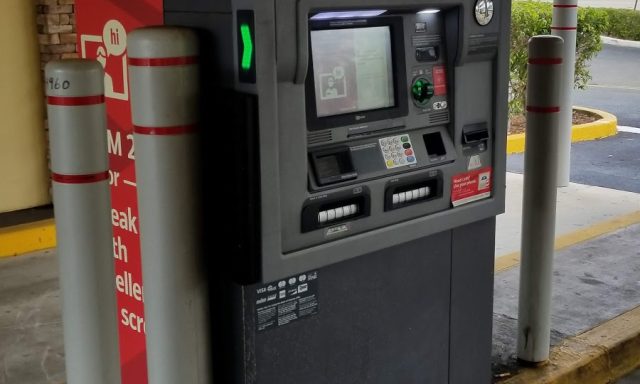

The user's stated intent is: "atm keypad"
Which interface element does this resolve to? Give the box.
[379,134,417,169]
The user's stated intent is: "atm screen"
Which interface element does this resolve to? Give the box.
[310,26,395,117]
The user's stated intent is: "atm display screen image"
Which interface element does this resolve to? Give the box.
[310,26,395,117]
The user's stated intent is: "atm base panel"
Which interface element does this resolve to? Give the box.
[213,218,495,384]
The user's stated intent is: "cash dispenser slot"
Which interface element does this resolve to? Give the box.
[301,188,370,233]
[384,171,443,211]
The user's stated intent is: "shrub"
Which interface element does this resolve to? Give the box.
[600,8,640,41]
[509,1,609,115]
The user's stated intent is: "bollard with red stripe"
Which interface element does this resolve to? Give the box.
[552,0,578,186]
[517,35,564,365]
[127,27,210,384]
[45,60,121,384]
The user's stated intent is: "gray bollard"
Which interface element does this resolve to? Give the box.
[517,36,564,364]
[552,0,578,187]
[45,60,121,384]
[127,27,210,384]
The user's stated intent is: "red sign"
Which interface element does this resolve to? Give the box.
[451,167,492,207]
[76,2,164,383]
[433,65,447,96]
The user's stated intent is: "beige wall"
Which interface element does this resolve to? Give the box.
[0,0,51,212]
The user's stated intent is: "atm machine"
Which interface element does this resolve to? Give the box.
[164,0,510,382]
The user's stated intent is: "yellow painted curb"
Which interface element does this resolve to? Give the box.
[0,219,56,258]
[497,305,640,384]
[506,106,619,154]
[495,211,640,273]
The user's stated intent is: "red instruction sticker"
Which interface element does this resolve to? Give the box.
[433,65,447,96]
[451,167,492,207]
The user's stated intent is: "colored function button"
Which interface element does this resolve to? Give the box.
[405,149,414,156]
[407,156,416,162]
[403,143,411,149]
[401,136,409,143]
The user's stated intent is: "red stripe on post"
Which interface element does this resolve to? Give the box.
[52,171,110,184]
[528,57,563,65]
[551,26,577,30]
[553,4,578,8]
[47,95,105,106]
[526,106,561,114]
[128,56,199,67]
[133,124,197,135]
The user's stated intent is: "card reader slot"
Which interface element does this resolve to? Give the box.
[384,173,442,211]
[301,192,370,233]
[462,123,489,144]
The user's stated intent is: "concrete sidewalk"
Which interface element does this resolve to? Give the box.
[493,222,640,381]
[496,172,640,258]
[492,172,640,383]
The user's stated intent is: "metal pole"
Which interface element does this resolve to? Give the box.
[552,0,578,187]
[45,60,121,384]
[635,0,638,11]
[127,27,210,384]
[517,35,564,364]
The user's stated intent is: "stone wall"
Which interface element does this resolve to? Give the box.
[36,0,78,72]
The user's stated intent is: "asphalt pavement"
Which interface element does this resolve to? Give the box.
[575,43,640,128]
[508,41,640,193]
[508,132,640,193]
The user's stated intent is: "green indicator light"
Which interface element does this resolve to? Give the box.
[240,23,253,71]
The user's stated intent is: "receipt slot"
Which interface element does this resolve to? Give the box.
[162,0,510,382]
